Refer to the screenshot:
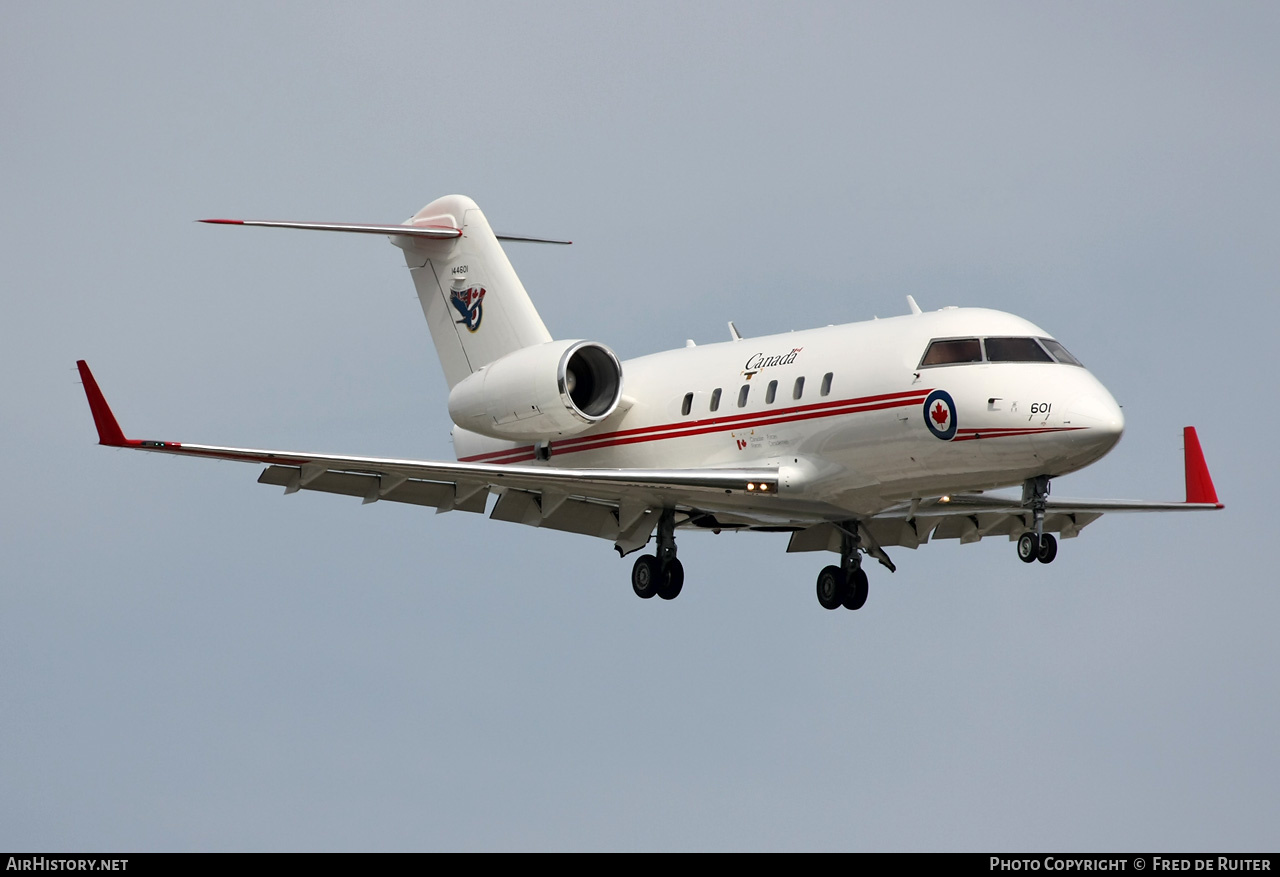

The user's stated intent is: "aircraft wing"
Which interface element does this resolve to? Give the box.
[77,361,778,555]
[788,426,1222,552]
[79,361,1222,558]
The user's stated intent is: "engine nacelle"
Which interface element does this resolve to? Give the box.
[447,340,623,441]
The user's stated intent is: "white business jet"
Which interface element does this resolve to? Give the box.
[77,195,1222,611]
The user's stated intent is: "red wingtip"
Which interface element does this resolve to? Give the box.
[198,218,244,225]
[1183,426,1221,506]
[76,360,129,446]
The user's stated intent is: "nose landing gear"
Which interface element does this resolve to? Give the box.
[1017,475,1058,564]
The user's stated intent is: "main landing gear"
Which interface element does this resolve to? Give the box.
[631,509,684,600]
[1016,474,1058,564]
[631,554,684,600]
[816,524,869,611]
[1017,531,1058,564]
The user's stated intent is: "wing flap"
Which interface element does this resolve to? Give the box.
[922,510,1103,545]
[791,509,1109,551]
[490,490,624,539]
[257,466,485,512]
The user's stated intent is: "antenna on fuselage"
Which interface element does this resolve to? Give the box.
[728,321,744,341]
[906,295,923,315]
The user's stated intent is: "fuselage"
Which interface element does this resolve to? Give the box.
[453,307,1125,517]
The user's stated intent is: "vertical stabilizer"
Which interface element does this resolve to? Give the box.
[393,195,552,388]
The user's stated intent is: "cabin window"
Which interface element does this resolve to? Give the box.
[793,376,805,400]
[710,388,722,412]
[765,380,777,404]
[820,372,833,396]
[984,336,1054,363]
[920,338,982,367]
[1040,338,1083,366]
[681,392,693,416]
[738,384,750,408]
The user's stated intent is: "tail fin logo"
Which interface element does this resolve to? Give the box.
[450,286,486,332]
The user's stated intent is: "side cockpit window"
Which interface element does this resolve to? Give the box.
[1040,338,1083,366]
[920,338,982,367]
[984,337,1054,363]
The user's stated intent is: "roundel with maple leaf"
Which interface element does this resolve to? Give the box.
[923,389,958,441]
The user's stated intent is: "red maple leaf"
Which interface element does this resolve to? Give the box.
[931,401,950,426]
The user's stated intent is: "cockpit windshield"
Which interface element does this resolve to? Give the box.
[918,336,1083,368]
[984,337,1054,363]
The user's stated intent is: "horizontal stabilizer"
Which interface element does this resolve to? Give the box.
[199,219,462,239]
[491,233,572,245]
[200,219,570,244]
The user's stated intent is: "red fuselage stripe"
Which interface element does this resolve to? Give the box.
[459,389,932,463]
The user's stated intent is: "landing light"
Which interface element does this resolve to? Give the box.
[939,495,951,503]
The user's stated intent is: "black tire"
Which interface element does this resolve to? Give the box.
[843,568,869,610]
[1036,532,1058,564]
[658,558,685,600]
[816,565,845,610]
[632,554,661,599]
[1017,532,1038,564]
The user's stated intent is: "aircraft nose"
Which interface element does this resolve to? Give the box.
[1067,388,1125,453]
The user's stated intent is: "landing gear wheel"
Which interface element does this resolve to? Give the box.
[632,554,661,599]
[657,558,685,600]
[1017,532,1039,564]
[842,568,869,610]
[1036,533,1058,564]
[816,565,846,610]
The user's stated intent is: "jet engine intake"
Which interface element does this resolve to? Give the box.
[447,340,623,440]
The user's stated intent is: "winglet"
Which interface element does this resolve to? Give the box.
[1183,426,1221,506]
[76,360,130,446]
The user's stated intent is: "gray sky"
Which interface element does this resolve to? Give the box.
[3,1,1277,851]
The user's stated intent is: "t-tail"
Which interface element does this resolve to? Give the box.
[201,194,567,389]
